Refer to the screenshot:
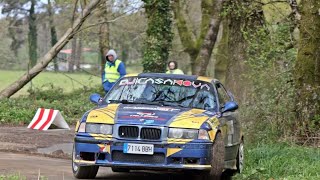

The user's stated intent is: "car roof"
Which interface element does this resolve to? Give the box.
[124,73,217,83]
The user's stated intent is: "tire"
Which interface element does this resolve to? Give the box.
[236,140,244,173]
[111,167,130,173]
[222,139,244,177]
[208,132,225,180]
[72,145,99,179]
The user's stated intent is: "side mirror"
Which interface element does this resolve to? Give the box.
[89,93,102,105]
[222,101,238,113]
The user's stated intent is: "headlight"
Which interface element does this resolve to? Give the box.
[198,129,210,140]
[85,123,113,134]
[78,122,86,132]
[168,128,198,139]
[100,124,113,134]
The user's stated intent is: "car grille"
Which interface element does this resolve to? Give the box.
[112,151,165,164]
[118,126,161,140]
[118,126,139,138]
[141,128,161,140]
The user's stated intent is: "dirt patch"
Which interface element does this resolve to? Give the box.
[0,125,74,159]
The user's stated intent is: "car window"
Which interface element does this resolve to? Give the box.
[216,83,230,107]
[105,77,217,111]
[192,90,216,110]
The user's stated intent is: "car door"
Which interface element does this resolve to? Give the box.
[215,82,240,161]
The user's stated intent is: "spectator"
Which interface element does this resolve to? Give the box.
[102,49,126,93]
[166,61,184,74]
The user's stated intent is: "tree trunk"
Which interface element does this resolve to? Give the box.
[142,0,173,73]
[225,14,248,102]
[294,0,320,135]
[172,0,197,56]
[193,0,224,75]
[76,37,82,70]
[98,3,109,75]
[28,0,37,67]
[214,20,229,83]
[69,38,77,72]
[47,0,59,71]
[0,0,102,99]
[173,0,224,75]
[121,44,128,64]
[214,0,265,104]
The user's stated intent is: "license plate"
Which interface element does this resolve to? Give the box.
[123,143,154,155]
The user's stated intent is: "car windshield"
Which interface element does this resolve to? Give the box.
[105,76,217,111]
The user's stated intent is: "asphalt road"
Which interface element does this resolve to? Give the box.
[0,152,206,180]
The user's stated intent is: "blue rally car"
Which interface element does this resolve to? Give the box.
[72,73,244,179]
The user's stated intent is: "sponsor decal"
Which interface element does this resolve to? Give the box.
[120,112,166,121]
[143,120,155,124]
[119,78,211,91]
[123,106,180,112]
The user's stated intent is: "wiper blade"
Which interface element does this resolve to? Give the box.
[108,99,187,108]
[108,99,159,105]
[108,99,135,104]
[152,100,187,108]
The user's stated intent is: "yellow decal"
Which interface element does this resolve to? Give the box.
[86,104,120,124]
[169,109,208,129]
[167,138,193,144]
[125,73,139,77]
[197,76,213,83]
[207,117,219,141]
[75,121,80,132]
[98,144,111,154]
[208,116,219,127]
[167,148,182,157]
[89,134,112,140]
[208,129,217,141]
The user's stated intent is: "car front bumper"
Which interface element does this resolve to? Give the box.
[73,136,213,171]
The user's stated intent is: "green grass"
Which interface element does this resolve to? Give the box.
[0,173,26,180]
[0,63,143,97]
[0,173,47,180]
[234,143,320,180]
[0,70,101,96]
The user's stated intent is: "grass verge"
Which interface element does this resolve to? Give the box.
[234,142,320,180]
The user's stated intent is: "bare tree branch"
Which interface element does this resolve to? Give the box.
[0,0,102,99]
[76,4,142,34]
[72,0,80,24]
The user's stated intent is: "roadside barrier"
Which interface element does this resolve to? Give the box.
[27,108,70,130]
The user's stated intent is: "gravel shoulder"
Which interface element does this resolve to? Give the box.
[0,125,75,159]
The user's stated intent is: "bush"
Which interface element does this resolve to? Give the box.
[0,85,104,125]
[241,22,297,143]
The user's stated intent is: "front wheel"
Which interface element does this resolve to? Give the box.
[206,132,225,180]
[72,145,99,179]
[236,140,244,173]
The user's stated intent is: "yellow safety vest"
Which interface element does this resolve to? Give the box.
[166,69,184,74]
[104,59,121,83]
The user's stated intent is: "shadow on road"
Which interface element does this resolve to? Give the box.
[93,168,232,180]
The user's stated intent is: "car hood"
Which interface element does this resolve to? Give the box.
[86,104,216,129]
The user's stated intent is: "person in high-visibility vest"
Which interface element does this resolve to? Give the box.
[166,61,184,74]
[102,49,126,93]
